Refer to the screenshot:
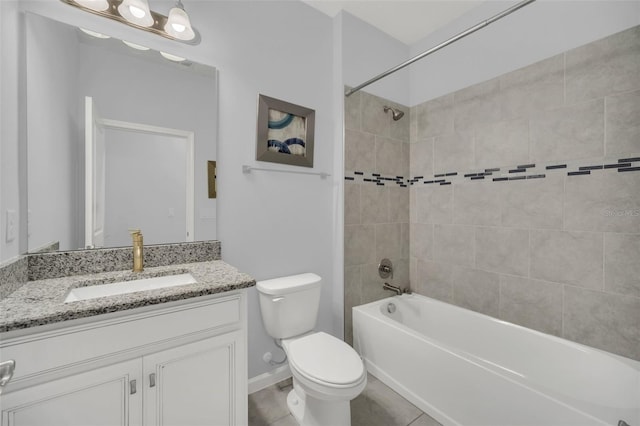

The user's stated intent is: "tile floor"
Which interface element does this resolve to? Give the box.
[248,373,442,426]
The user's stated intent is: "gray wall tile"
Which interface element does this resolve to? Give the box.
[400,223,410,260]
[361,184,389,224]
[564,286,640,360]
[416,93,454,139]
[475,227,529,277]
[453,78,501,132]
[434,131,474,174]
[389,187,409,223]
[344,265,362,344]
[453,181,501,226]
[410,138,434,177]
[410,105,418,142]
[474,118,529,169]
[452,266,500,317]
[345,129,375,172]
[345,225,376,267]
[344,182,360,225]
[415,185,453,225]
[500,54,565,120]
[345,89,361,131]
[416,260,453,303]
[388,102,410,142]
[565,26,640,105]
[376,136,407,177]
[530,99,604,162]
[375,223,403,261]
[433,224,475,267]
[565,171,640,233]
[392,258,410,288]
[361,263,394,304]
[604,233,640,298]
[499,275,563,336]
[362,91,391,137]
[605,89,640,155]
[409,187,417,224]
[410,223,433,262]
[501,174,564,230]
[530,230,603,290]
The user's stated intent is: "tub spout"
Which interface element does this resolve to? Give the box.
[383,282,402,296]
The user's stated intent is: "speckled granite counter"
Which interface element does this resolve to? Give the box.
[0,260,255,333]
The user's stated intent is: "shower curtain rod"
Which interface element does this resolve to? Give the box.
[344,0,536,97]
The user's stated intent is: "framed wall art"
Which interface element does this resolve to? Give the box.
[256,94,315,168]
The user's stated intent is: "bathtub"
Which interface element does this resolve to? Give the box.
[352,294,640,426]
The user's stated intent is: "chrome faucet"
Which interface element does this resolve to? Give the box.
[383,282,412,296]
[129,229,144,272]
[383,282,402,295]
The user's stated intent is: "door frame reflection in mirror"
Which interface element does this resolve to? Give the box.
[85,96,194,249]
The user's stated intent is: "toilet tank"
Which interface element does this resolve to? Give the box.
[256,273,322,339]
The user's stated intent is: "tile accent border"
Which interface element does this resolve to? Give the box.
[346,155,640,187]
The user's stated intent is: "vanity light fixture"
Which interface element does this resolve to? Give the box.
[74,0,109,12]
[61,0,201,45]
[164,0,195,41]
[118,0,153,27]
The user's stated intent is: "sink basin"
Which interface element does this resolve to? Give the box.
[64,273,197,303]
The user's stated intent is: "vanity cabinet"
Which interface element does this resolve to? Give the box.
[0,359,141,425]
[0,291,247,426]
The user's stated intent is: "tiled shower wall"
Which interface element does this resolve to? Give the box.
[345,25,640,360]
[344,90,410,344]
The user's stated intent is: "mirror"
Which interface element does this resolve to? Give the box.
[26,13,217,253]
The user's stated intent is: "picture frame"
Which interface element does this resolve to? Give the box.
[256,94,315,168]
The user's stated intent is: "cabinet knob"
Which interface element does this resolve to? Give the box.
[130,379,137,395]
[149,373,156,388]
[0,360,16,390]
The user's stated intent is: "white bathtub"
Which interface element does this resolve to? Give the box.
[352,294,640,426]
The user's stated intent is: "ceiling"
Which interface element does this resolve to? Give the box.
[302,0,484,45]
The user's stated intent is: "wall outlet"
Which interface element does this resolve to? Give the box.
[5,209,16,243]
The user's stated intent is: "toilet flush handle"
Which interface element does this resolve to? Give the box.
[272,297,285,302]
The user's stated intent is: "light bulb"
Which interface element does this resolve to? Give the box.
[164,2,195,41]
[74,0,109,12]
[129,6,146,19]
[117,0,153,27]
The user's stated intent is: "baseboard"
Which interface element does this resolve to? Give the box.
[248,364,292,394]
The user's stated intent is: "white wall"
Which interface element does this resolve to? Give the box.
[2,0,337,379]
[409,0,640,105]
[341,11,410,106]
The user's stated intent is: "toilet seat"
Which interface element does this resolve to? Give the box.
[285,332,366,388]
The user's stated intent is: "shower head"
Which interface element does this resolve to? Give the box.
[383,106,405,121]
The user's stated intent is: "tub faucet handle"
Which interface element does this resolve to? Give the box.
[378,258,393,279]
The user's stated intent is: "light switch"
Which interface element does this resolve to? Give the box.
[5,209,16,243]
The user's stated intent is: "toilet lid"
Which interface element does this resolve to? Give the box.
[287,332,365,386]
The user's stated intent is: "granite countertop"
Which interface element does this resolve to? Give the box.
[0,260,255,333]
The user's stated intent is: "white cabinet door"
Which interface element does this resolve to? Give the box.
[1,359,142,426]
[143,331,242,426]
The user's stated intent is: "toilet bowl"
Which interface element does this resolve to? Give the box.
[283,332,367,426]
[256,274,367,426]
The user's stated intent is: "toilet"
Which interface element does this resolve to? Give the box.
[256,273,367,426]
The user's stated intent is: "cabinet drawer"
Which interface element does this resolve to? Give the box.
[1,293,241,385]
